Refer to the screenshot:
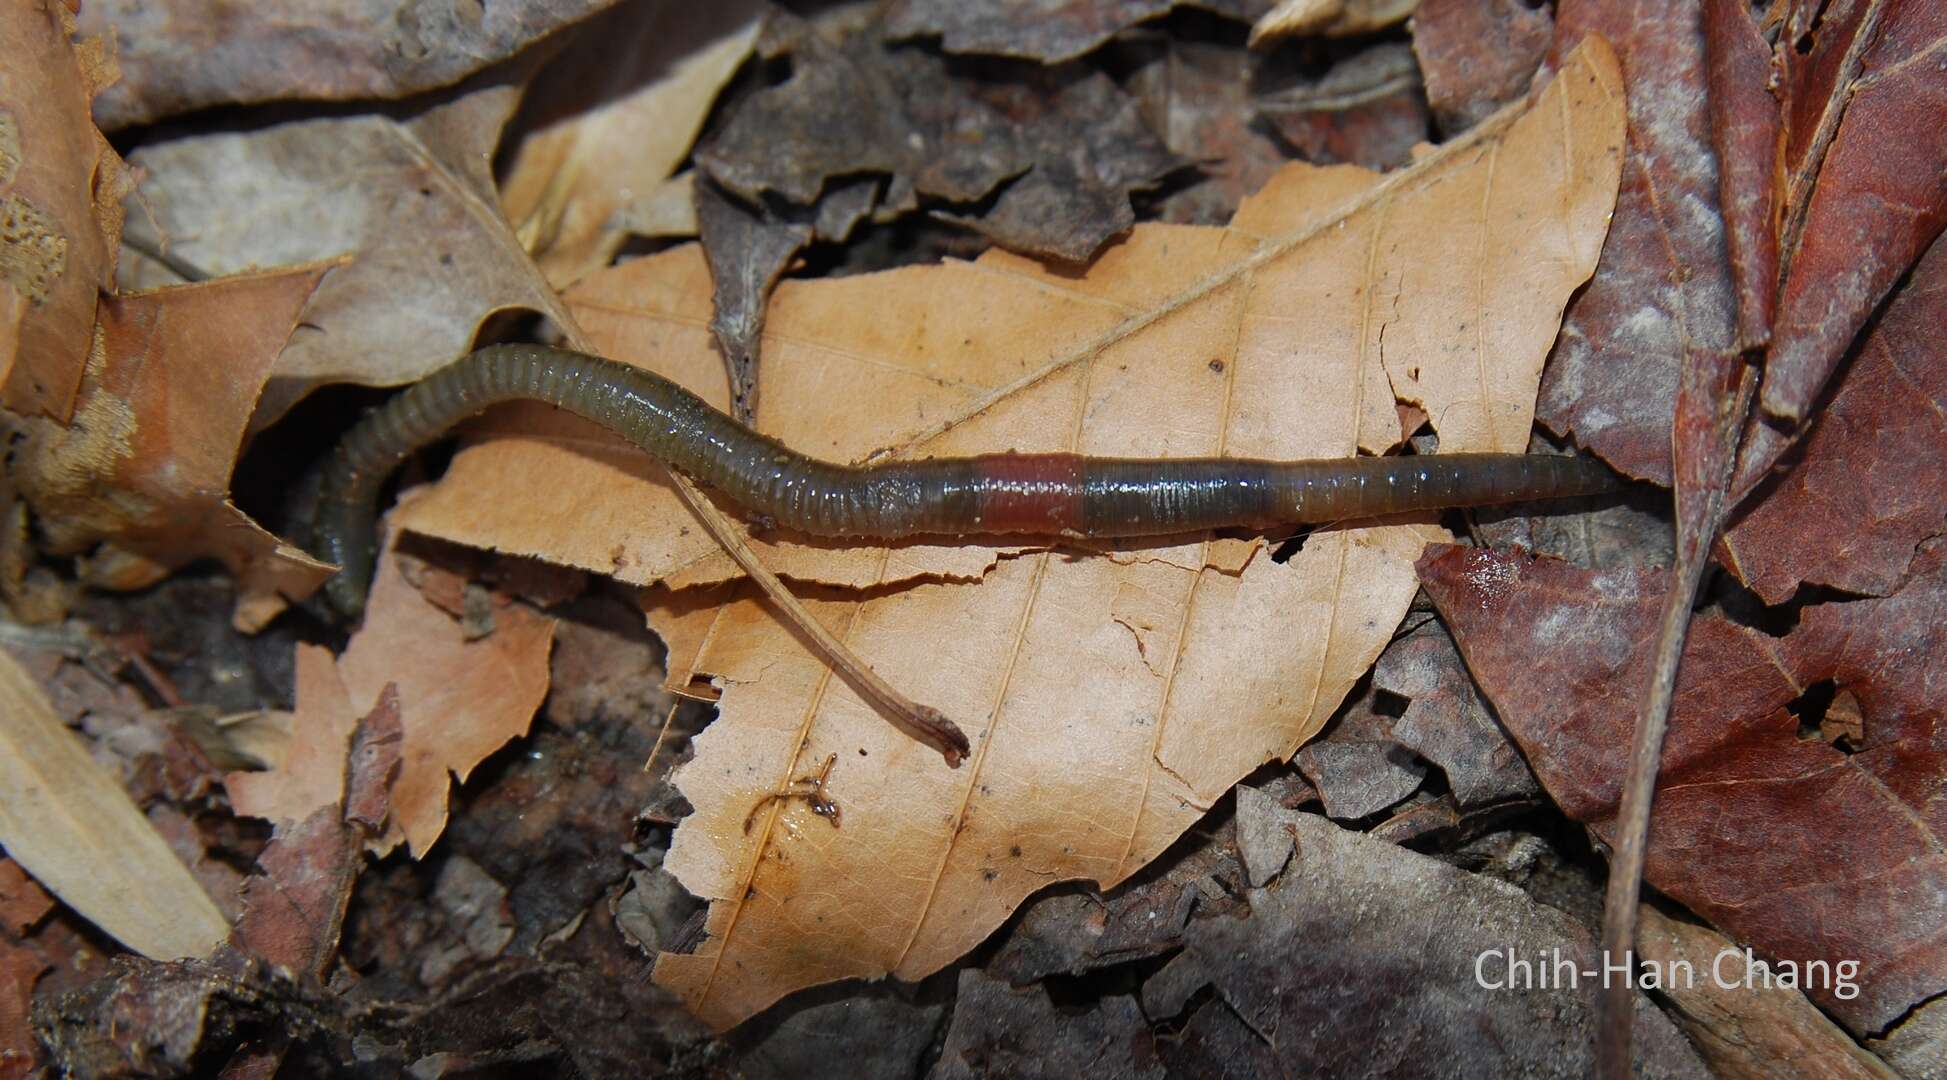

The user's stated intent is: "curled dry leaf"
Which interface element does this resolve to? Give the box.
[335,529,556,857]
[500,1,763,288]
[8,266,336,630]
[1419,543,1947,1036]
[122,61,557,432]
[395,41,1623,1026]
[0,0,129,421]
[0,648,227,961]
[1536,0,1738,488]
[1721,231,1947,603]
[79,0,622,130]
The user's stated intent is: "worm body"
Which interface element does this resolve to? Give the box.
[316,345,1619,616]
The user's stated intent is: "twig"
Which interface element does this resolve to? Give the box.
[1594,357,1758,1077]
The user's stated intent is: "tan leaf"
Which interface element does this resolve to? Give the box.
[0,648,227,960]
[225,644,358,831]
[1249,0,1422,44]
[386,40,1624,1026]
[8,265,337,629]
[336,523,556,857]
[501,2,763,287]
[0,0,131,420]
[121,61,558,431]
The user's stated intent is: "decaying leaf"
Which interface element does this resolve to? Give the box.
[0,648,228,961]
[389,40,1622,1026]
[79,0,621,130]
[1411,0,1553,133]
[8,266,336,630]
[932,969,1163,1079]
[500,1,764,288]
[0,938,48,1078]
[121,59,557,432]
[0,0,129,421]
[1254,43,1431,172]
[1145,792,1709,1076]
[336,529,556,857]
[886,0,1272,64]
[1722,230,1947,603]
[1535,0,1739,487]
[1419,543,1947,1036]
[1759,0,1947,427]
[1701,0,1780,350]
[1376,616,1538,807]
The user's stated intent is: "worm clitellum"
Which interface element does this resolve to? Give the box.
[314,343,1619,618]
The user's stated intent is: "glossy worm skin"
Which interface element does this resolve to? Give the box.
[315,344,1619,616]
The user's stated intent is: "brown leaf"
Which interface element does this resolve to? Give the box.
[0,648,228,961]
[1411,0,1554,134]
[1759,0,1947,428]
[0,859,52,937]
[1144,794,1709,1076]
[1536,0,1739,487]
[500,1,763,288]
[1722,230,1947,603]
[932,969,1163,1079]
[0,0,129,421]
[1419,543,1947,1035]
[120,60,556,431]
[0,938,48,1080]
[231,687,402,981]
[1636,907,1898,1080]
[1255,43,1431,172]
[337,531,556,857]
[695,179,813,422]
[886,0,1271,63]
[1378,617,1538,807]
[225,645,360,831]
[9,266,335,628]
[1124,40,1298,225]
[389,42,1623,1027]
[78,0,622,130]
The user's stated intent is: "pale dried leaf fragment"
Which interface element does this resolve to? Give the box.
[226,645,359,831]
[336,527,556,857]
[0,649,227,960]
[122,60,557,431]
[501,1,763,287]
[1250,0,1421,44]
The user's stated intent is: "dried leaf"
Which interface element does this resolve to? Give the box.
[0,858,53,936]
[500,1,763,287]
[1411,0,1553,133]
[78,0,621,130]
[1535,0,1739,487]
[0,0,129,420]
[9,266,335,628]
[695,179,813,422]
[1125,41,1297,225]
[1255,43,1431,172]
[1760,0,1947,427]
[0,939,47,1079]
[390,42,1623,1027]
[0,648,228,960]
[121,61,556,431]
[1378,617,1538,807]
[1635,906,1898,1080]
[1145,795,1709,1076]
[1419,543,1947,1035]
[1721,231,1947,603]
[336,532,556,857]
[886,0,1271,63]
[1249,0,1421,43]
[225,645,360,831]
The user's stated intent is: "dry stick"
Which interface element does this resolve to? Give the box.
[1593,362,1758,1078]
[527,273,972,766]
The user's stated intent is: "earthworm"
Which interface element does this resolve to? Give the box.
[314,344,1619,617]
